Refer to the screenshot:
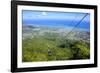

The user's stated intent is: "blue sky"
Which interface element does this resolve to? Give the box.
[22,10,90,30]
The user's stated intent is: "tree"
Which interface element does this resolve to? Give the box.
[70,40,90,59]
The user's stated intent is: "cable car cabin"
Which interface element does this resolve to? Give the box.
[48,49,52,56]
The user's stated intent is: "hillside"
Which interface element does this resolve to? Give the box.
[22,25,90,62]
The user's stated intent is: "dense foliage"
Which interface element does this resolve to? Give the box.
[22,33,90,62]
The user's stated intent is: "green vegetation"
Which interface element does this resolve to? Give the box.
[22,32,90,62]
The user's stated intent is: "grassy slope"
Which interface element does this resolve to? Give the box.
[22,31,90,62]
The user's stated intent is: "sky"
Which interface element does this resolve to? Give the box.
[22,10,90,31]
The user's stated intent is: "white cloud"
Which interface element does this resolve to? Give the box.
[42,12,47,16]
[37,15,41,17]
